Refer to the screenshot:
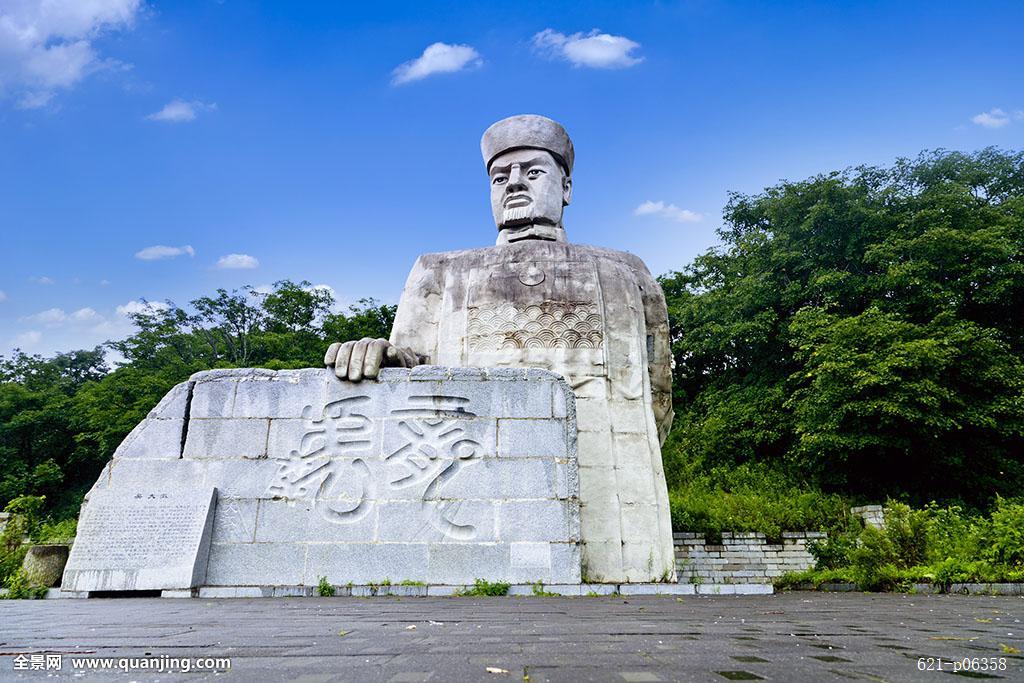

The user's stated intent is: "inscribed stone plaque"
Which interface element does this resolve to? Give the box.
[63,487,217,592]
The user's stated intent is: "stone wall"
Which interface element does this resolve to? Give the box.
[65,367,581,592]
[674,532,825,584]
[850,504,885,529]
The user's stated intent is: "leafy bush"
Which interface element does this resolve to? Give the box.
[36,518,76,544]
[987,497,1024,565]
[1,568,48,600]
[849,526,899,590]
[882,502,930,568]
[807,520,860,570]
[0,495,46,587]
[317,576,335,597]
[925,503,986,563]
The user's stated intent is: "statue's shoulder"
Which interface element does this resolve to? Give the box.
[568,243,654,275]
[411,245,498,270]
[411,242,652,276]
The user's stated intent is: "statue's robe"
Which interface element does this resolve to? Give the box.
[390,240,676,582]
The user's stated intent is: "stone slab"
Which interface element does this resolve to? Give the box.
[197,586,269,598]
[696,583,774,595]
[63,488,217,592]
[619,583,687,595]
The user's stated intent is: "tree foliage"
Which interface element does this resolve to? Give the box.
[660,148,1024,506]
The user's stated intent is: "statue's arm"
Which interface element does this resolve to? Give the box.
[388,253,444,364]
[637,267,675,445]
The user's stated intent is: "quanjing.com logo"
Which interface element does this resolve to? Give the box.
[12,654,231,674]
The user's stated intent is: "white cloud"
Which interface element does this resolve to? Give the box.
[0,0,142,108]
[531,29,643,69]
[971,108,1011,129]
[145,98,217,123]
[216,253,259,269]
[24,307,67,325]
[391,42,482,85]
[11,330,42,350]
[134,244,195,260]
[30,275,55,285]
[22,306,103,326]
[70,307,100,322]
[0,290,7,302]
[116,300,169,317]
[634,200,702,223]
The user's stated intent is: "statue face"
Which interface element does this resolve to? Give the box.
[488,148,572,238]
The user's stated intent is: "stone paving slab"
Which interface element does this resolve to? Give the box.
[1,593,1022,681]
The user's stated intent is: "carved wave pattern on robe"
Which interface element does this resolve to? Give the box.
[467,302,604,351]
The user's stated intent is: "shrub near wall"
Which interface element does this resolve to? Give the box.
[778,499,1024,591]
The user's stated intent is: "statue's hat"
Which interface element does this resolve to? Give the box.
[481,114,574,175]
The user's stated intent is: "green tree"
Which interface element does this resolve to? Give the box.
[321,298,397,346]
[257,281,335,366]
[0,351,106,512]
[661,148,1024,506]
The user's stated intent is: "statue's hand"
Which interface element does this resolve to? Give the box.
[324,338,420,381]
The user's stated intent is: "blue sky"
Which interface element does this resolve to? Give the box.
[1,0,1022,359]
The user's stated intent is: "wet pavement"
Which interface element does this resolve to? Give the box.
[1,592,1022,681]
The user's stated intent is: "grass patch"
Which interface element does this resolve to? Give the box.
[456,579,511,596]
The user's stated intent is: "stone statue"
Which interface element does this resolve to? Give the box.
[325,115,676,582]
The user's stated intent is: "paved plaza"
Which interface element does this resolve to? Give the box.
[1,593,1022,682]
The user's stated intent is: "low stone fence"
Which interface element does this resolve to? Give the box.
[674,531,826,584]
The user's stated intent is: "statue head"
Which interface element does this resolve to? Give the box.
[481,115,574,245]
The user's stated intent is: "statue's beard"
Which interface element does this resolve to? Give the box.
[501,205,534,226]
[500,206,558,231]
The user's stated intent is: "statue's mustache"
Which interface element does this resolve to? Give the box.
[502,205,533,224]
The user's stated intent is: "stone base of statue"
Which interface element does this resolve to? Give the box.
[62,367,581,594]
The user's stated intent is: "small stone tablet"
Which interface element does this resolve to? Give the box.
[63,487,216,593]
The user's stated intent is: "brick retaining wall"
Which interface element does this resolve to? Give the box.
[674,531,826,584]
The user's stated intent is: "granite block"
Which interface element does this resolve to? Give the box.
[306,543,429,585]
[497,418,568,458]
[183,418,269,459]
[113,418,186,460]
